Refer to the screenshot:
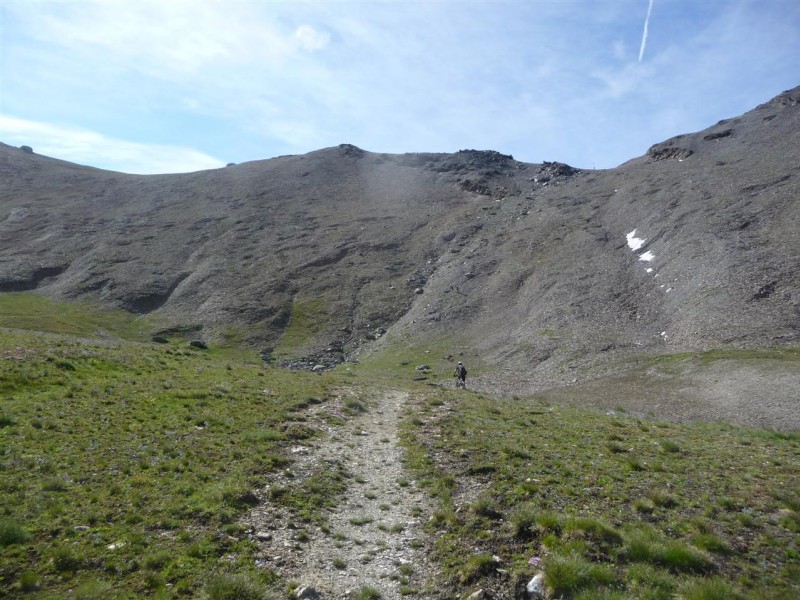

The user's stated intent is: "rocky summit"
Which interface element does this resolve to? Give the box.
[1,86,798,426]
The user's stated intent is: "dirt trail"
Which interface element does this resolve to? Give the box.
[245,389,437,598]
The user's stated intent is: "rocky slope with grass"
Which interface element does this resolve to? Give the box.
[1,86,799,427]
[3,308,796,599]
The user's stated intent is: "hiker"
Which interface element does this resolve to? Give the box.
[453,361,467,388]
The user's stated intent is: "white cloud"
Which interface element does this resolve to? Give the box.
[294,25,331,52]
[0,115,224,174]
[2,0,798,173]
[8,0,298,76]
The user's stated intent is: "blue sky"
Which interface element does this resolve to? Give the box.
[1,0,798,174]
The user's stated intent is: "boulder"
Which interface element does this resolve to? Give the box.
[526,572,547,598]
[295,585,323,599]
[189,340,208,349]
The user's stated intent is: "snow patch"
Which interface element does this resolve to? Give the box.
[639,251,655,262]
[626,230,646,251]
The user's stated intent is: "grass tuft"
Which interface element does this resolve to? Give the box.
[680,577,745,600]
[72,579,119,600]
[543,553,616,596]
[691,533,731,555]
[0,519,29,547]
[204,573,269,600]
[564,517,623,545]
[353,586,382,600]
[458,553,496,584]
[659,439,682,453]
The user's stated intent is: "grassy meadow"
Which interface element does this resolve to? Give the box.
[1,293,799,599]
[0,295,341,598]
[399,388,800,599]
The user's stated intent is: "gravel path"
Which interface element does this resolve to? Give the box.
[244,389,437,599]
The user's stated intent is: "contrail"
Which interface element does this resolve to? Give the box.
[638,0,655,62]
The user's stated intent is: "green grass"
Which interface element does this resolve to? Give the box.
[3,293,800,598]
[204,572,270,600]
[398,388,800,598]
[0,292,157,340]
[0,519,29,547]
[352,586,382,600]
[645,347,800,367]
[0,311,339,597]
[457,553,497,584]
[544,552,616,596]
[272,295,330,358]
[351,333,482,382]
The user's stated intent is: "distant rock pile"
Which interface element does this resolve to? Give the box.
[647,136,693,161]
[531,160,580,184]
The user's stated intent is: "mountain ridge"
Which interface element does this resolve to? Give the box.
[1,86,798,423]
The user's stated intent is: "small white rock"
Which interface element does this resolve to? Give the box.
[527,572,547,598]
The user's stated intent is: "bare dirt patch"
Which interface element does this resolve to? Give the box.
[244,389,437,598]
